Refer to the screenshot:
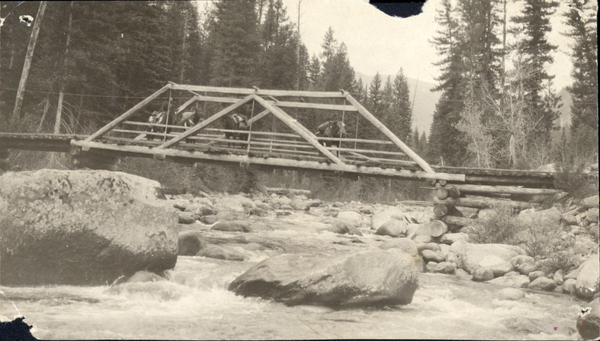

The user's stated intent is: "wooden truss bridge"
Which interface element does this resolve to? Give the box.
[2,82,587,228]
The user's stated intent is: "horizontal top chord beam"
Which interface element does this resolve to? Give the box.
[169,83,346,99]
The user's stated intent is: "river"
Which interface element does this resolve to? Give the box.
[0,212,586,340]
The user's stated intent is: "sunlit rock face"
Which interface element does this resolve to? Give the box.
[0,169,178,286]
[228,249,420,308]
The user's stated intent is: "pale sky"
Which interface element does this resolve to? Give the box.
[280,0,587,92]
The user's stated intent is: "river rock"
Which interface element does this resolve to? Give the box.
[126,270,167,283]
[178,212,196,224]
[200,215,218,224]
[327,220,363,236]
[178,231,207,256]
[489,274,530,288]
[518,207,562,227]
[440,233,469,245]
[455,268,472,280]
[379,238,418,257]
[185,203,214,217]
[228,249,420,308]
[452,242,522,274]
[413,234,432,243]
[479,255,514,277]
[426,261,439,273]
[510,255,537,275]
[433,262,456,275]
[214,196,246,220]
[528,277,557,291]
[199,245,245,261]
[562,212,579,226]
[472,267,494,282]
[375,219,408,237]
[582,195,600,208]
[421,250,445,263]
[577,298,600,340]
[498,288,524,301]
[563,279,577,294]
[212,220,252,233]
[371,207,407,230]
[416,242,441,253]
[336,211,363,227]
[291,200,321,211]
[566,268,580,280]
[0,169,178,286]
[415,220,448,238]
[574,238,598,255]
[528,270,547,282]
[576,255,600,299]
[553,269,564,285]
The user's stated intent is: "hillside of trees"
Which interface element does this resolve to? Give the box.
[0,0,597,201]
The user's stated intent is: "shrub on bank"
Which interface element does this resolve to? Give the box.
[466,204,577,272]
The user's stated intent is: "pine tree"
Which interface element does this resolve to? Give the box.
[209,0,261,87]
[512,0,560,144]
[429,0,467,166]
[391,69,412,144]
[563,0,598,158]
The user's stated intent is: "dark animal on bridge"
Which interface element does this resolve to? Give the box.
[147,109,202,143]
[315,120,347,149]
[224,113,249,148]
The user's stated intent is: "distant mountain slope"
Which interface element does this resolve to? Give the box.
[355,71,441,136]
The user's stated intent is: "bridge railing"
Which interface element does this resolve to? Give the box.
[79,82,444,178]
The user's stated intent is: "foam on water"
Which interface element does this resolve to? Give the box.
[0,256,585,340]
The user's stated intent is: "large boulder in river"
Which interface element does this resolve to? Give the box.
[228,249,419,308]
[0,170,178,286]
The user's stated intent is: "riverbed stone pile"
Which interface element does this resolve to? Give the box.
[0,169,179,286]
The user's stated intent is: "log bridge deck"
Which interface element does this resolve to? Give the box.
[2,83,586,227]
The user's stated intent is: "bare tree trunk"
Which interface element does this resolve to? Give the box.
[54,1,74,134]
[179,10,188,84]
[11,1,47,126]
[36,96,50,133]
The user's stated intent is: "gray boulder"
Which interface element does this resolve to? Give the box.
[576,255,600,299]
[510,255,537,275]
[371,207,407,230]
[421,250,445,263]
[178,231,206,256]
[214,196,246,220]
[212,220,252,233]
[528,277,557,291]
[228,249,420,308]
[375,219,408,237]
[199,245,245,261]
[472,267,494,282]
[451,241,522,274]
[576,298,600,340]
[379,238,418,257]
[489,274,530,288]
[0,170,178,286]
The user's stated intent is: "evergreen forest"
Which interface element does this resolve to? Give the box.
[0,0,597,201]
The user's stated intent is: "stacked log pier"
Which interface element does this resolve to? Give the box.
[425,168,568,229]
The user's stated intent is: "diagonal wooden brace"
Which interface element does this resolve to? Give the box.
[251,95,344,165]
[84,83,172,142]
[344,92,435,174]
[156,94,255,149]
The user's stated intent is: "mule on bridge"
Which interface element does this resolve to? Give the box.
[147,108,202,143]
[315,120,347,156]
[224,113,249,148]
